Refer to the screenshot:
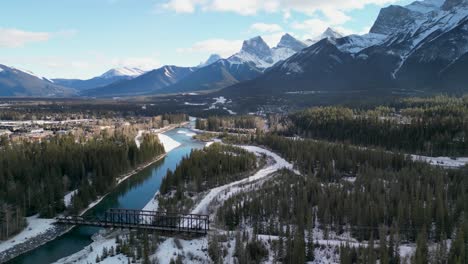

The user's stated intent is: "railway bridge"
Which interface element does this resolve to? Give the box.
[56,208,209,236]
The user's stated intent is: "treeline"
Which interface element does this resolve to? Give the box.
[195,116,262,132]
[158,143,257,212]
[161,113,188,125]
[0,102,191,121]
[0,133,164,240]
[289,95,468,156]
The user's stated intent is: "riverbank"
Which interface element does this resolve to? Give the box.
[0,124,183,263]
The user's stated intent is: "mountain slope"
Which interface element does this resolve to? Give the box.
[304,28,344,46]
[162,60,262,94]
[81,66,194,97]
[53,67,146,91]
[223,0,468,96]
[0,65,75,97]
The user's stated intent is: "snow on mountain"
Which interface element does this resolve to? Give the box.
[0,64,75,97]
[222,0,468,96]
[368,0,468,78]
[198,54,222,67]
[406,0,445,13]
[276,33,307,52]
[305,28,344,46]
[241,36,272,60]
[11,67,54,83]
[227,34,307,69]
[336,33,387,54]
[100,67,146,79]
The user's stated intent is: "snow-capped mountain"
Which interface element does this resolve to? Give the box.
[198,54,222,67]
[304,28,344,46]
[155,34,307,95]
[81,66,194,97]
[100,67,146,79]
[0,64,74,97]
[223,0,468,96]
[228,34,307,69]
[54,67,147,91]
[276,33,307,52]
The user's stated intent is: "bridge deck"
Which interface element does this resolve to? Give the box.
[56,208,209,235]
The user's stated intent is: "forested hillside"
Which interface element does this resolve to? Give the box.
[0,133,164,240]
[289,95,468,156]
[214,134,468,263]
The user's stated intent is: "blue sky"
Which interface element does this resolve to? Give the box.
[0,0,413,79]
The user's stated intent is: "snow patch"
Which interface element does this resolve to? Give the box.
[184,102,206,106]
[411,155,468,168]
[64,189,78,208]
[0,215,55,253]
[134,130,144,149]
[157,133,181,153]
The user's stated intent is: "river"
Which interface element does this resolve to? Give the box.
[8,127,204,264]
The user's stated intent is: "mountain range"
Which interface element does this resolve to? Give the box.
[2,0,468,99]
[224,0,468,96]
[81,32,310,97]
[53,67,146,91]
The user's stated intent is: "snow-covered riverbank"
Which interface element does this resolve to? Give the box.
[191,145,298,216]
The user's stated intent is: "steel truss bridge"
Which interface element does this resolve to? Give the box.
[56,208,209,235]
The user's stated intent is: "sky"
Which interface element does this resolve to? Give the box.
[0,0,414,79]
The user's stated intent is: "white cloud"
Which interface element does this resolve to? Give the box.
[208,0,279,15]
[0,53,161,79]
[292,18,331,39]
[159,0,399,40]
[0,28,50,48]
[262,32,286,47]
[321,8,351,25]
[162,0,205,13]
[250,23,282,33]
[0,28,78,48]
[177,38,243,57]
[160,0,400,16]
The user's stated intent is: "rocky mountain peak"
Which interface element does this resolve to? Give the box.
[276,33,307,52]
[199,54,222,67]
[369,5,416,35]
[322,28,343,39]
[241,36,272,59]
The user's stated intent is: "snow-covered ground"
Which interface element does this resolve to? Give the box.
[184,102,206,106]
[142,191,160,212]
[135,130,144,148]
[411,155,468,168]
[158,133,181,153]
[54,231,124,264]
[152,237,209,264]
[63,189,78,207]
[0,215,55,253]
